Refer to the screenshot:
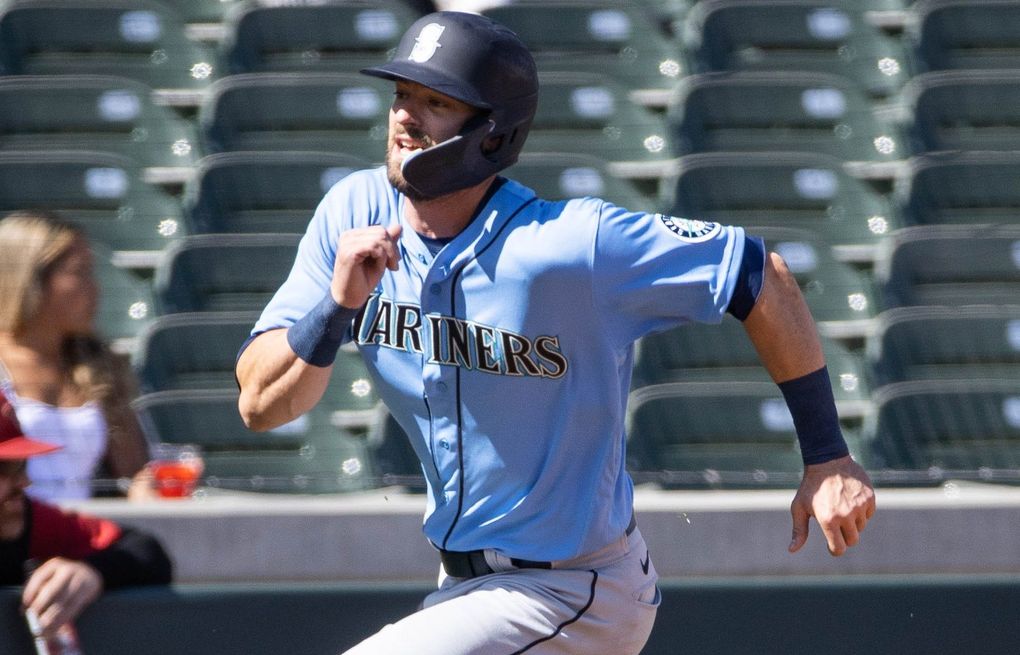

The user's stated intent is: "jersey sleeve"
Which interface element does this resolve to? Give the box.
[591,201,747,347]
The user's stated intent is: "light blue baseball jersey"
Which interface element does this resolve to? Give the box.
[252,166,749,562]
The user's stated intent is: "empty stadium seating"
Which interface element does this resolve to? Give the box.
[184,151,372,234]
[482,1,687,96]
[632,314,871,418]
[503,152,655,211]
[684,0,912,98]
[626,381,865,488]
[0,0,218,93]
[153,233,299,314]
[133,388,375,493]
[199,72,391,159]
[0,74,200,176]
[528,71,673,180]
[0,150,186,268]
[661,151,900,263]
[906,70,1020,153]
[667,71,906,172]
[899,151,1020,227]
[911,0,1020,72]
[867,305,1020,386]
[866,379,1020,477]
[219,0,419,76]
[876,224,1020,308]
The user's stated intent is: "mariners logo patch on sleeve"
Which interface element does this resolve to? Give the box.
[656,214,721,243]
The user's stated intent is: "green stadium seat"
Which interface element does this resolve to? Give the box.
[661,152,900,264]
[199,72,391,160]
[133,310,380,427]
[667,71,907,170]
[900,151,1020,227]
[626,381,864,488]
[133,310,259,392]
[0,150,186,268]
[527,71,674,181]
[364,408,425,491]
[0,75,200,177]
[160,0,243,24]
[912,0,1020,72]
[632,314,871,419]
[685,0,913,98]
[0,0,218,92]
[220,0,418,76]
[153,233,298,314]
[503,152,656,212]
[482,1,688,97]
[184,151,372,234]
[905,70,1020,154]
[92,241,156,350]
[875,224,1020,308]
[753,227,878,341]
[865,379,1020,480]
[867,305,1020,386]
[133,388,375,493]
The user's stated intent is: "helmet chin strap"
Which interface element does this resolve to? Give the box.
[400,115,502,199]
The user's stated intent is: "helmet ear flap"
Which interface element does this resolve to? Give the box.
[400,115,500,198]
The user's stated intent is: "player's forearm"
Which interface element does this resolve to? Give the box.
[236,329,332,431]
[742,251,825,383]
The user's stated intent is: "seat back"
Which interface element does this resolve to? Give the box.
[184,151,371,234]
[0,75,200,169]
[153,233,299,314]
[686,0,911,97]
[868,305,1020,385]
[0,0,217,90]
[221,0,418,75]
[866,379,1020,476]
[876,224,1020,308]
[483,1,685,92]
[901,151,1020,226]
[662,151,898,263]
[504,152,654,212]
[913,0,1020,72]
[668,71,905,163]
[199,72,390,158]
[134,388,375,493]
[907,71,1020,153]
[626,381,815,487]
[632,314,870,417]
[0,150,186,263]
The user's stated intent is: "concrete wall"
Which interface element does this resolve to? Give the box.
[57,483,1020,582]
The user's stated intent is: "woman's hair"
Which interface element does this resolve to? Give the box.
[0,210,137,413]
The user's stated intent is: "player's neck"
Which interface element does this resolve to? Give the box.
[404,177,496,239]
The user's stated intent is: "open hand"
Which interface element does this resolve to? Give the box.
[789,455,876,556]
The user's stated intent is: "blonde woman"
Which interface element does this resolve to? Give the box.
[0,210,150,500]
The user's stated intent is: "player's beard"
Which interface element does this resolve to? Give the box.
[386,126,439,202]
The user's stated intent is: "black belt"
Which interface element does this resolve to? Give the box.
[439,515,637,579]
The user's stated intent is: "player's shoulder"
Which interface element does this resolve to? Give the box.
[317,165,399,229]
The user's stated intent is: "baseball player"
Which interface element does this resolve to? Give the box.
[236,11,876,654]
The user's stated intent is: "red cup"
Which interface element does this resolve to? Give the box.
[149,444,204,498]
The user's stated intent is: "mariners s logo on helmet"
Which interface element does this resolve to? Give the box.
[409,23,445,62]
[656,214,722,243]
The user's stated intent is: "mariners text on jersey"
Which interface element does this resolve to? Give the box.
[353,294,568,379]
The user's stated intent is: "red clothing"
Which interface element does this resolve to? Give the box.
[27,499,122,562]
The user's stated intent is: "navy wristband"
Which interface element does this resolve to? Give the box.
[777,366,850,466]
[286,292,361,367]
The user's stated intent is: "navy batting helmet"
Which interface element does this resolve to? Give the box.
[361,11,538,198]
